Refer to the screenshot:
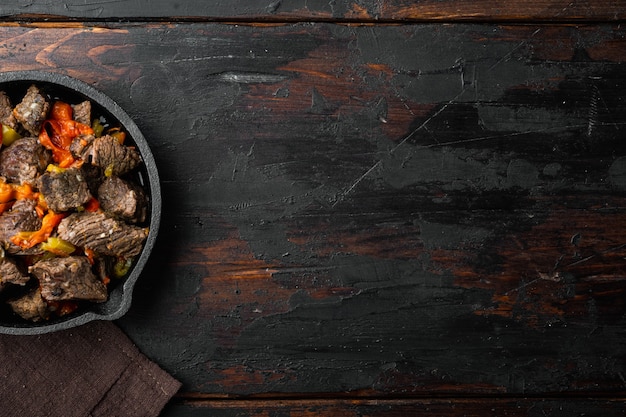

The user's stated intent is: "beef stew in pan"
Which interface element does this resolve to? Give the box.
[0,83,150,323]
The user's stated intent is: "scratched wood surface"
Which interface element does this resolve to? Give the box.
[3,4,626,417]
[0,0,626,22]
[165,398,626,416]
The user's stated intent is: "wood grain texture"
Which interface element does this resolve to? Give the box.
[161,397,626,416]
[1,0,626,22]
[2,20,626,414]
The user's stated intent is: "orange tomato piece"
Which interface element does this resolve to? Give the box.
[39,105,94,167]
[10,211,66,249]
[50,101,73,121]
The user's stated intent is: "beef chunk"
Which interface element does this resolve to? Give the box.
[70,133,95,158]
[68,136,104,193]
[80,163,105,195]
[0,91,17,130]
[80,135,141,176]
[0,199,41,255]
[94,256,110,283]
[13,85,50,136]
[71,100,91,125]
[30,256,107,303]
[57,212,148,258]
[0,137,51,185]
[37,167,92,212]
[98,176,148,223]
[0,256,29,288]
[8,288,50,322]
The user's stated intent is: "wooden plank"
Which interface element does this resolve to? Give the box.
[1,0,626,22]
[160,397,626,416]
[1,22,626,398]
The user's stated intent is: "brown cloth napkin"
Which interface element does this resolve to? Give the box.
[0,320,181,417]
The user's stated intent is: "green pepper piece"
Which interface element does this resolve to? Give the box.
[92,118,105,137]
[113,257,133,278]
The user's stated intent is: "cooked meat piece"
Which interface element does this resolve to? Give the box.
[70,133,95,158]
[0,91,17,130]
[71,100,91,125]
[0,256,29,288]
[37,167,93,212]
[57,211,148,258]
[80,163,105,195]
[80,135,141,176]
[0,136,51,185]
[13,84,50,136]
[98,176,148,223]
[0,199,41,255]
[94,255,111,283]
[8,288,50,322]
[30,256,107,303]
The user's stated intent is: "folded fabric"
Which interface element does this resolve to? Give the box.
[0,320,181,417]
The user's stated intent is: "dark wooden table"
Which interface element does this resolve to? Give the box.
[4,1,626,415]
